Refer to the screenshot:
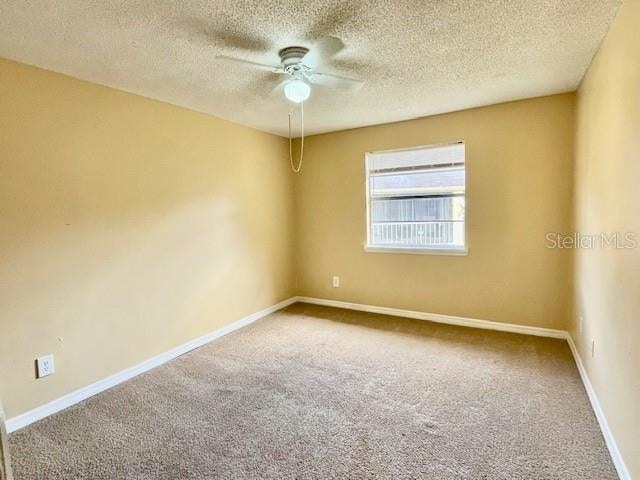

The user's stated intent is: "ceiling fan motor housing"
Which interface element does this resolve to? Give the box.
[278,46,310,72]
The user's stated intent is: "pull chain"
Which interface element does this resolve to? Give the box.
[289,102,304,173]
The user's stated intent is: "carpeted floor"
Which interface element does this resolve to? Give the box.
[9,303,617,479]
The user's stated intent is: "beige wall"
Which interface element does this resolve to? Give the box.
[572,0,640,477]
[294,94,575,329]
[0,58,295,418]
[3,15,637,474]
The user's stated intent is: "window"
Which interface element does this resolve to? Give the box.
[365,142,466,254]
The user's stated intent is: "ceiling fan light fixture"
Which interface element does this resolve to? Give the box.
[284,79,310,103]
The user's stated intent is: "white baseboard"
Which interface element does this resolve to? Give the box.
[6,296,297,433]
[566,335,631,480]
[295,296,567,338]
[296,296,630,480]
[6,295,631,480]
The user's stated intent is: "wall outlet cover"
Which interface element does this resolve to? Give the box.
[36,354,55,378]
[332,276,340,288]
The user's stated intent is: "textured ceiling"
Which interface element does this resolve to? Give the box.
[0,0,620,136]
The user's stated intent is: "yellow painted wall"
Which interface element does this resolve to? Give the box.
[4,18,637,476]
[294,94,575,329]
[0,58,295,418]
[572,0,640,476]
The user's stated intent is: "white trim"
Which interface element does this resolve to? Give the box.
[566,335,631,480]
[364,142,468,257]
[6,297,297,433]
[365,153,373,247]
[295,296,630,480]
[296,296,566,338]
[365,140,465,156]
[5,295,630,480]
[364,245,468,256]
[0,401,13,480]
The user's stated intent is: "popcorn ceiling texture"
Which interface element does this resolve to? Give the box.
[0,1,620,136]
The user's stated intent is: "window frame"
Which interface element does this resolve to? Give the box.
[364,142,468,256]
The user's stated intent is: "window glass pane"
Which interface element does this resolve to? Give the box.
[370,197,465,247]
[371,196,464,222]
[367,143,465,250]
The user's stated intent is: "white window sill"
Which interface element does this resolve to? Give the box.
[364,245,469,256]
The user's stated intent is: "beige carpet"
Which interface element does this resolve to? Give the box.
[9,303,617,479]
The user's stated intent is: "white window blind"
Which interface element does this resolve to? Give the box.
[365,142,466,252]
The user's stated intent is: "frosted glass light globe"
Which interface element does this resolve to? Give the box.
[284,79,311,103]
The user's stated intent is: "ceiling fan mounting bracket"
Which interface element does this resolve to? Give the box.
[284,63,311,77]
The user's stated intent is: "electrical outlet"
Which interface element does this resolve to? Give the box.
[332,276,340,288]
[591,339,595,358]
[36,354,55,378]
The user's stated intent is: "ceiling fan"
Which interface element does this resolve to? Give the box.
[215,36,364,103]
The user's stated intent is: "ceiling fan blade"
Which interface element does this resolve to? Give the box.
[302,36,345,69]
[234,74,285,102]
[215,56,284,73]
[180,19,271,53]
[307,72,363,91]
[270,79,289,97]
